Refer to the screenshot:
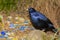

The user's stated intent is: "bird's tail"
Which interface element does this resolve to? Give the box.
[52,28,57,33]
[50,26,59,35]
[52,28,59,35]
[48,24,59,35]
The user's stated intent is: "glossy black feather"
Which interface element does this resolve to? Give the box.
[28,8,57,33]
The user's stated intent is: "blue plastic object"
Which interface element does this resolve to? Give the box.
[9,23,15,28]
[1,31,6,36]
[0,36,5,38]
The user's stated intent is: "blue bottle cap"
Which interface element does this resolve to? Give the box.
[1,31,6,36]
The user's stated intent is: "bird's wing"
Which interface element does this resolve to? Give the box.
[38,18,53,25]
[36,12,53,25]
[46,18,53,25]
[38,18,47,24]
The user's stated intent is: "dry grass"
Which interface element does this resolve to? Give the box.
[0,0,60,40]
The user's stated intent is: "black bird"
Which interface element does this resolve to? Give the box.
[28,7,58,33]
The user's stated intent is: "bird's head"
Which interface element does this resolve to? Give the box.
[28,7,36,13]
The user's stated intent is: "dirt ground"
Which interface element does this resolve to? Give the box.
[0,0,60,40]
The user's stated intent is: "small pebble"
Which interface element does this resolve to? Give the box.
[19,26,26,31]
[7,18,11,21]
[10,32,15,36]
[19,18,25,22]
[16,22,19,24]
[7,21,10,24]
[8,16,12,19]
[4,34,8,38]
[6,32,11,35]
[24,26,29,29]
[9,23,15,28]
[14,24,19,27]
[28,27,35,30]
[15,17,18,20]
[24,20,29,24]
